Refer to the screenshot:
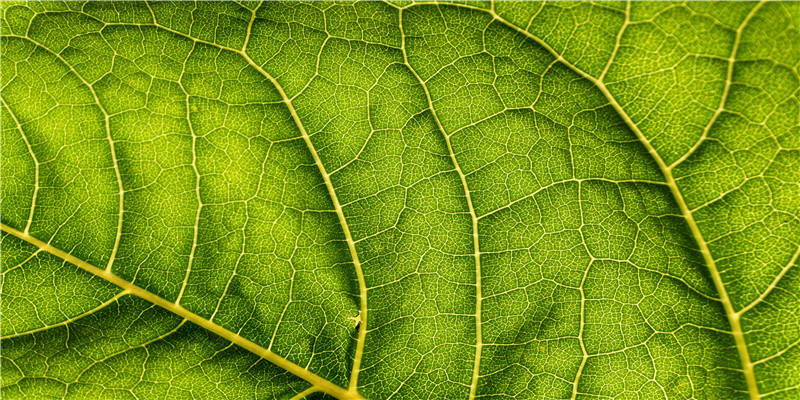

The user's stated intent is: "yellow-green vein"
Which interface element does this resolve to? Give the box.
[0,223,364,400]
[398,8,485,400]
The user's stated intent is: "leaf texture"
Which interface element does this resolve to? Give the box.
[1,2,798,400]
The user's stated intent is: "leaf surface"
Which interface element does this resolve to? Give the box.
[1,2,798,400]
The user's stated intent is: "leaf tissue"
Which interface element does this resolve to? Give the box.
[1,2,798,399]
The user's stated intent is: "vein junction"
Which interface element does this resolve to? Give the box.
[2,2,798,400]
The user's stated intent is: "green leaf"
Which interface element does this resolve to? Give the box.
[1,2,798,399]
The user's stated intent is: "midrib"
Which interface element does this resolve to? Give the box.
[0,223,362,400]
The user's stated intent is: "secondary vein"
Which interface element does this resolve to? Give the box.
[14,10,371,393]
[237,19,369,393]
[0,97,39,235]
[3,35,126,274]
[420,2,763,398]
[398,8,485,400]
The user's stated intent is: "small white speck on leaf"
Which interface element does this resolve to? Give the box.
[348,310,362,330]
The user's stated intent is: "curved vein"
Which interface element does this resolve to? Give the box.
[669,2,765,169]
[417,2,763,398]
[6,9,370,394]
[290,386,321,400]
[234,49,370,396]
[152,10,371,392]
[175,39,202,306]
[0,290,128,340]
[398,8,484,400]
[1,35,126,275]
[0,97,39,235]
[738,245,800,317]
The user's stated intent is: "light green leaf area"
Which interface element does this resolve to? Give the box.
[1,2,798,400]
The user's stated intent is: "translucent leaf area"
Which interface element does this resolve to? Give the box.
[1,2,798,400]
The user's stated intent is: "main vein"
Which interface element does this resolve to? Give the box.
[0,223,363,400]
